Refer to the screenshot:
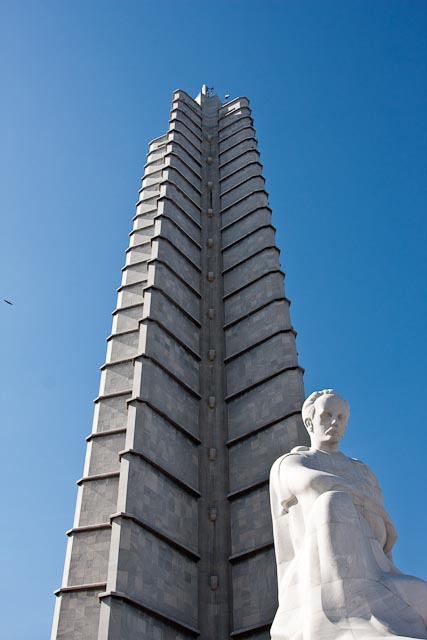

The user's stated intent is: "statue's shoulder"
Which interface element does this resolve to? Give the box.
[270,446,311,473]
[349,455,378,482]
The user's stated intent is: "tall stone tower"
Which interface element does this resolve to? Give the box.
[52,86,308,640]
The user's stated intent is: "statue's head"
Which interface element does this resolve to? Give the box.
[302,389,350,451]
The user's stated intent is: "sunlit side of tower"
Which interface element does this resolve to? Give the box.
[52,86,308,640]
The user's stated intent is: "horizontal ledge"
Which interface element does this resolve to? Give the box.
[121,259,149,273]
[218,113,254,135]
[127,398,201,444]
[223,296,291,330]
[153,234,202,273]
[94,389,132,403]
[171,99,202,123]
[133,204,158,217]
[222,269,285,301]
[220,188,268,214]
[219,160,262,185]
[169,114,203,141]
[98,590,200,636]
[66,522,111,536]
[227,478,269,501]
[55,582,107,596]
[221,246,279,275]
[111,300,144,316]
[218,136,258,165]
[164,164,202,196]
[167,128,202,158]
[230,620,272,638]
[158,194,202,229]
[86,427,127,442]
[218,95,250,115]
[220,174,266,200]
[173,89,202,111]
[164,138,202,167]
[218,146,260,171]
[226,410,302,446]
[149,258,201,298]
[110,512,200,561]
[170,107,203,130]
[116,278,148,294]
[144,285,202,327]
[224,328,296,363]
[135,353,201,399]
[219,124,256,147]
[119,448,201,497]
[125,239,152,254]
[220,205,272,232]
[229,541,274,563]
[77,471,120,486]
[100,357,134,371]
[225,366,303,402]
[221,223,275,253]
[148,132,168,147]
[107,327,139,342]
[161,177,202,212]
[159,213,202,249]
[143,317,201,361]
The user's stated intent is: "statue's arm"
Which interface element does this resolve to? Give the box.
[356,459,398,557]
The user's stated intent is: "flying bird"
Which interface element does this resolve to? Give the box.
[3,299,13,305]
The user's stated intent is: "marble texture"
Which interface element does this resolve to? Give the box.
[270,389,427,640]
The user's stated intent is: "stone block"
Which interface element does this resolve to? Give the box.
[125,456,198,551]
[115,522,198,628]
[136,359,199,438]
[145,289,200,355]
[55,591,100,640]
[131,403,198,490]
[222,226,276,270]
[152,262,200,321]
[93,395,129,433]
[88,432,126,475]
[224,272,285,326]
[155,238,200,294]
[225,300,291,356]
[227,368,304,439]
[223,248,280,296]
[68,528,111,585]
[143,321,199,393]
[225,332,298,397]
[231,548,277,632]
[78,477,119,526]
[220,176,265,210]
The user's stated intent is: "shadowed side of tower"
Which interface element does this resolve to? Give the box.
[51,87,308,640]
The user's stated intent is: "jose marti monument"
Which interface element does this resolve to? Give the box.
[51,86,427,640]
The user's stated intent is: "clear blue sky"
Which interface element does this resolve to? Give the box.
[1,1,426,638]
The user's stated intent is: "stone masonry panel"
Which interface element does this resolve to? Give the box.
[232,548,278,632]
[125,456,198,551]
[230,484,272,555]
[114,521,198,628]
[227,368,304,439]
[132,403,198,490]
[225,300,291,356]
[226,332,299,397]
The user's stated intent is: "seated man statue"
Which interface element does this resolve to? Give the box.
[270,389,427,639]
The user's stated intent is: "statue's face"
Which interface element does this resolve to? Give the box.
[308,394,349,447]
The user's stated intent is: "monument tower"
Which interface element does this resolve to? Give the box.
[52,85,308,639]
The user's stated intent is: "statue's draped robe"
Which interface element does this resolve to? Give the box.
[270,448,427,640]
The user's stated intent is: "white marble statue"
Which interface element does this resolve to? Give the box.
[270,389,427,640]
